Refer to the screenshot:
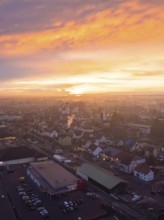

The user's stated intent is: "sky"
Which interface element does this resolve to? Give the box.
[0,0,164,97]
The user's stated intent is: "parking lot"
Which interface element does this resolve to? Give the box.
[0,165,108,220]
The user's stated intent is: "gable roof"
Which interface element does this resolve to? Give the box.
[117,151,135,165]
[135,165,152,175]
[78,162,126,190]
[89,144,98,151]
[103,147,121,157]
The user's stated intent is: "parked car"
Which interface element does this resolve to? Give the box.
[30,193,37,198]
[63,201,69,208]
[19,192,26,196]
[33,200,41,207]
[25,200,32,204]
[22,196,30,200]
[68,201,74,206]
[17,188,24,192]
[37,207,45,212]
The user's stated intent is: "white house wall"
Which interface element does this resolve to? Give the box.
[134,170,154,182]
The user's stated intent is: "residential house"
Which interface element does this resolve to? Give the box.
[117,151,146,174]
[144,147,158,158]
[125,123,151,135]
[134,165,154,182]
[101,147,121,162]
[59,135,72,146]
[117,140,124,147]
[88,144,103,157]
[99,135,108,143]
[157,151,164,162]
[130,142,146,152]
[73,130,84,139]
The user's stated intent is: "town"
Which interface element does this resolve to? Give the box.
[0,95,164,220]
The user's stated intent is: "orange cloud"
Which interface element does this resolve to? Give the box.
[0,0,163,57]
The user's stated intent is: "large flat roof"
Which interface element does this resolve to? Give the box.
[0,127,15,139]
[30,160,78,190]
[0,147,45,161]
[77,162,126,190]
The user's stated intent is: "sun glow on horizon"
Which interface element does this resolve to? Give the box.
[0,0,164,96]
[66,84,92,95]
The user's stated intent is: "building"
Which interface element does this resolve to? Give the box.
[125,123,151,135]
[134,165,154,182]
[118,157,137,174]
[117,152,146,174]
[0,147,47,166]
[77,162,127,193]
[0,115,22,121]
[88,144,103,157]
[59,135,72,146]
[144,147,158,158]
[101,147,121,161]
[53,154,72,164]
[0,126,15,141]
[27,160,78,198]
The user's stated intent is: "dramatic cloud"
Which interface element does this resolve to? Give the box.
[0,0,164,96]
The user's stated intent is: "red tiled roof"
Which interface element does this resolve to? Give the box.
[135,165,151,175]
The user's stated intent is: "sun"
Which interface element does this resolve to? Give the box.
[67,85,90,95]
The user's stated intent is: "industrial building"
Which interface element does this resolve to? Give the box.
[77,163,127,193]
[0,147,47,166]
[27,160,79,198]
[0,126,15,141]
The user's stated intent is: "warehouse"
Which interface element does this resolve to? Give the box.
[0,126,15,141]
[0,146,47,166]
[27,160,78,198]
[77,162,127,193]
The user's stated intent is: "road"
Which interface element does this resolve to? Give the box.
[0,173,17,220]
[11,128,152,220]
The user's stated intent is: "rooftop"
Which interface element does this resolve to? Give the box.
[77,162,126,190]
[135,165,152,175]
[0,127,15,139]
[0,147,45,161]
[30,160,78,190]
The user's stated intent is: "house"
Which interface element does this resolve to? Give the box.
[125,123,151,135]
[82,141,91,149]
[130,142,146,152]
[117,140,124,146]
[134,165,154,182]
[144,147,158,158]
[73,130,84,139]
[101,147,121,161]
[133,155,146,164]
[99,135,108,143]
[117,152,146,174]
[59,135,72,146]
[88,144,103,157]
[157,151,164,162]
[118,155,137,174]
